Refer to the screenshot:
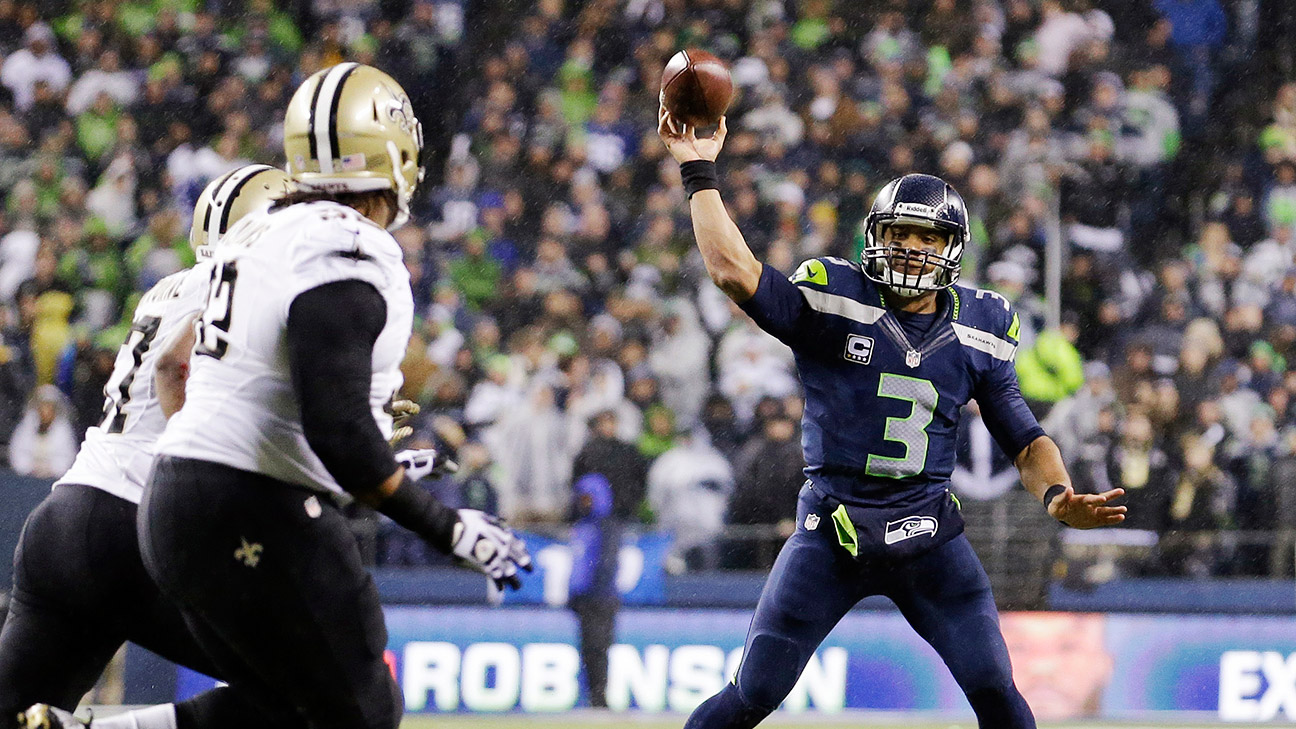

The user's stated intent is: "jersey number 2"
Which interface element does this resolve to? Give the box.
[865,374,938,479]
[99,316,162,434]
[196,261,237,360]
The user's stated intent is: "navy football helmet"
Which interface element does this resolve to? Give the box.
[862,173,969,297]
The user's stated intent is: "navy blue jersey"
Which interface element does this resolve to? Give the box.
[738,258,1046,508]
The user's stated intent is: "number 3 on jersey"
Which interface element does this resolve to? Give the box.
[196,261,237,359]
[865,373,938,479]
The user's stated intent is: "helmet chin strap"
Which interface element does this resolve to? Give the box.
[385,140,411,230]
[887,284,927,299]
[877,260,941,298]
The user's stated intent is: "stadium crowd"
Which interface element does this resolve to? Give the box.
[1,0,1295,577]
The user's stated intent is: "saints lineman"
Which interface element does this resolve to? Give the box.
[0,165,304,729]
[659,109,1126,729]
[141,63,531,729]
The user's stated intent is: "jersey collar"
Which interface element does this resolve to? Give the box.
[873,284,960,368]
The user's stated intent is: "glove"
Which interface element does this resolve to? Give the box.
[396,448,457,481]
[388,426,413,446]
[387,399,420,446]
[391,398,420,426]
[451,509,533,590]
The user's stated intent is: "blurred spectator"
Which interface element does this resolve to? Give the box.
[648,299,710,428]
[1,23,70,111]
[1044,360,1117,457]
[65,49,137,116]
[567,473,621,709]
[456,441,501,515]
[20,249,74,386]
[717,315,797,425]
[1016,327,1084,414]
[0,305,34,463]
[725,406,803,568]
[1159,434,1234,575]
[571,409,648,521]
[1061,132,1129,258]
[489,381,572,523]
[636,403,676,458]
[647,430,733,573]
[1152,0,1227,124]
[8,384,75,478]
[0,226,38,303]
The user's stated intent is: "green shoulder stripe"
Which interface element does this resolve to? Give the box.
[1007,311,1020,340]
[790,259,828,286]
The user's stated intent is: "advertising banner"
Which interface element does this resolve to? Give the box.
[381,607,1296,720]
[504,531,673,606]
[175,607,1296,721]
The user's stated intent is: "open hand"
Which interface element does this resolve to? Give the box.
[658,103,727,163]
[1047,486,1127,529]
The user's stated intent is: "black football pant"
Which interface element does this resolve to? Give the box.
[140,457,401,729]
[570,596,618,708]
[684,483,1035,728]
[0,484,292,729]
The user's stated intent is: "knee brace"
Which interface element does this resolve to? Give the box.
[735,634,803,711]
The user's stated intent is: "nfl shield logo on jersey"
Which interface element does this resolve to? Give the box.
[905,349,922,368]
[804,513,821,531]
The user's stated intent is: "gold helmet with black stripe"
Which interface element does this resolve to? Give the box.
[189,164,290,257]
[282,62,424,230]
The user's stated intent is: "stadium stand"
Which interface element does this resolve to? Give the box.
[3,0,1296,586]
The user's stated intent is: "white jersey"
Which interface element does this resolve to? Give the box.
[56,265,211,503]
[156,201,413,495]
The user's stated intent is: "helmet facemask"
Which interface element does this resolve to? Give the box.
[863,219,964,297]
[860,174,969,298]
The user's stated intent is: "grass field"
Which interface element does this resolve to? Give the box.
[397,715,1275,729]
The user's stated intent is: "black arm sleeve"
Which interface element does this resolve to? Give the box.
[288,279,459,550]
[286,279,396,493]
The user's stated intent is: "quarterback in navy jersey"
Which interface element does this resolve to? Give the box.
[659,108,1126,729]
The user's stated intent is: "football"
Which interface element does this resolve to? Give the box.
[660,48,734,128]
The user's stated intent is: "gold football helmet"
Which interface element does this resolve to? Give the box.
[282,62,424,230]
[189,164,290,256]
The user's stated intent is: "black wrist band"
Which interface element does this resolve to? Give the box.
[379,475,458,552]
[680,159,719,198]
[1043,484,1067,509]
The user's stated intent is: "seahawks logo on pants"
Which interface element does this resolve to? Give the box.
[884,516,938,545]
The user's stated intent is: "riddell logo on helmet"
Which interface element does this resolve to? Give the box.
[894,202,937,218]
